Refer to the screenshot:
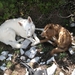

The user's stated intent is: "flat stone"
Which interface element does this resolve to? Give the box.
[21,39,31,49]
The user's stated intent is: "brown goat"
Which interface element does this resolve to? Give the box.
[40,24,72,59]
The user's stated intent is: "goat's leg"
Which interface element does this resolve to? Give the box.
[40,39,56,46]
[31,33,40,46]
[33,33,40,42]
[51,47,67,56]
[45,47,68,61]
[50,47,66,56]
[0,28,21,49]
[40,39,49,43]
[7,41,21,49]
[52,36,59,45]
[40,36,58,45]
[1,28,25,49]
[17,38,24,43]
[7,40,31,49]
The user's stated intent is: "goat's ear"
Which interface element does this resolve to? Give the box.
[28,16,32,23]
[49,24,54,29]
[49,25,52,29]
[18,22,22,26]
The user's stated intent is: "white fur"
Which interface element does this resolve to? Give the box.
[0,16,40,48]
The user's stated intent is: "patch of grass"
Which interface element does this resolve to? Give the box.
[0,0,67,24]
[58,52,67,59]
[6,61,12,68]
[0,47,4,54]
[37,43,54,53]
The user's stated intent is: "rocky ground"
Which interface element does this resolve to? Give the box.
[0,35,75,75]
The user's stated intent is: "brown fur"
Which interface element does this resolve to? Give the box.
[40,24,72,58]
